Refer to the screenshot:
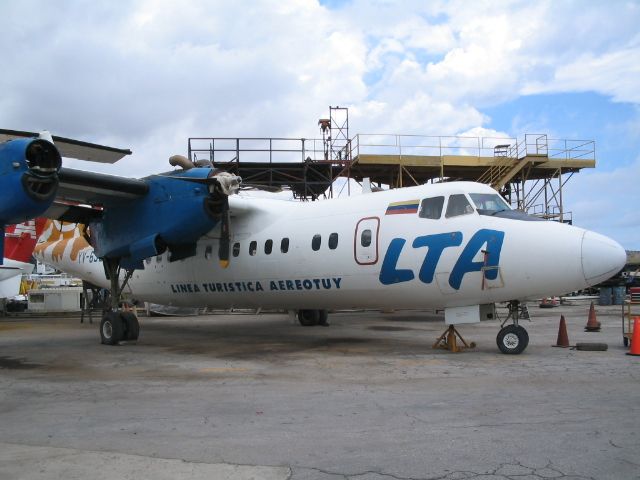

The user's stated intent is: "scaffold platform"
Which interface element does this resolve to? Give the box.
[188,131,594,221]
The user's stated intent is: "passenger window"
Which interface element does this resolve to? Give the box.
[312,234,321,251]
[205,246,213,260]
[419,196,444,219]
[232,242,240,257]
[281,238,289,253]
[328,232,338,250]
[249,241,257,256]
[361,229,372,247]
[445,194,474,218]
[265,239,273,255]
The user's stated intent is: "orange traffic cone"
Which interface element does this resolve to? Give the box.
[627,318,640,356]
[553,315,570,348]
[585,302,601,332]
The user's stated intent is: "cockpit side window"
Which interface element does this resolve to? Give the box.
[469,193,511,215]
[445,194,474,218]
[419,196,444,220]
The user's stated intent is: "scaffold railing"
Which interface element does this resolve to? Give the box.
[188,133,595,166]
[188,137,332,165]
[348,133,595,162]
[348,133,515,160]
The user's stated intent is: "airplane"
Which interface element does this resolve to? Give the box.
[2,130,627,354]
[0,218,47,299]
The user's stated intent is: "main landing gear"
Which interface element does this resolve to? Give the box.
[297,309,330,327]
[99,258,140,345]
[496,300,529,354]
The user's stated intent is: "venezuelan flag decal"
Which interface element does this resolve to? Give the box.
[385,200,420,215]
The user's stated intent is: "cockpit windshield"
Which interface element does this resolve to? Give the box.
[469,193,511,216]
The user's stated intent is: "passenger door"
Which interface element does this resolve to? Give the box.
[354,217,380,265]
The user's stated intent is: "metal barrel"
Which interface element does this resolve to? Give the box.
[598,287,612,306]
[612,286,626,305]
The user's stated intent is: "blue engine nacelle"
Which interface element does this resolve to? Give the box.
[89,167,226,269]
[0,138,61,260]
[0,138,61,224]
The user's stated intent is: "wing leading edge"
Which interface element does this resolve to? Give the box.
[0,129,132,164]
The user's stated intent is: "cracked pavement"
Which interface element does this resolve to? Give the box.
[0,303,638,479]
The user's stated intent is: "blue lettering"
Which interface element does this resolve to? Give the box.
[449,229,505,289]
[332,277,342,289]
[378,230,505,291]
[379,238,415,285]
[302,279,313,290]
[413,232,462,284]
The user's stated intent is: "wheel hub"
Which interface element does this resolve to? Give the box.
[102,321,113,339]
[503,332,519,349]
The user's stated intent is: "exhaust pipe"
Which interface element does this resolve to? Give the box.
[169,155,195,170]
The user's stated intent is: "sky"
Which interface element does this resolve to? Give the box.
[1,0,638,248]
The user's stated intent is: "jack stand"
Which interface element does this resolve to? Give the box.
[432,325,476,353]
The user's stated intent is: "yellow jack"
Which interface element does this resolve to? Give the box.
[432,325,476,353]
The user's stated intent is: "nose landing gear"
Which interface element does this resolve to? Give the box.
[496,300,530,354]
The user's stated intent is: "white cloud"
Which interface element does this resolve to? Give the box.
[565,158,640,248]
[523,44,640,103]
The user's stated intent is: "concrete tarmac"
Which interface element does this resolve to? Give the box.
[0,303,638,480]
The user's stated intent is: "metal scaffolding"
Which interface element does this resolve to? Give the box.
[187,107,595,221]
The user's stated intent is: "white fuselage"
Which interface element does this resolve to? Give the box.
[0,256,35,299]
[35,182,626,312]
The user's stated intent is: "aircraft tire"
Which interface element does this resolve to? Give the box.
[496,325,528,354]
[318,309,330,326]
[121,312,140,341]
[298,309,320,326]
[100,311,124,345]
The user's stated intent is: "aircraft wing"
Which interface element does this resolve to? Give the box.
[2,129,242,269]
[41,167,150,223]
[0,129,132,163]
[57,168,149,204]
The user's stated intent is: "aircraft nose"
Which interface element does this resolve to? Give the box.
[581,231,626,284]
